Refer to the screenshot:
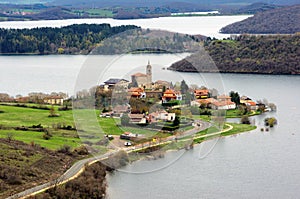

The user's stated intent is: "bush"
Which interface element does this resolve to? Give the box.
[58,106,72,111]
[241,115,251,124]
[43,133,51,140]
[57,145,72,155]
[42,129,52,140]
[264,117,277,127]
[31,124,43,128]
[120,114,130,126]
[74,145,89,155]
[7,173,22,185]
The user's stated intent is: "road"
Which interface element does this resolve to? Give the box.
[7,120,211,199]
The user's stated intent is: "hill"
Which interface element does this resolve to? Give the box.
[50,0,299,7]
[0,24,139,54]
[168,34,300,75]
[220,5,300,34]
[0,0,52,4]
[227,2,283,14]
[0,138,80,198]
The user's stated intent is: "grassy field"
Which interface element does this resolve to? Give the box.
[86,9,114,17]
[0,129,80,150]
[193,115,211,122]
[192,109,261,121]
[0,105,158,150]
[0,105,74,127]
[225,109,261,118]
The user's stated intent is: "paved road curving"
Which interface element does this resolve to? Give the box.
[7,120,211,199]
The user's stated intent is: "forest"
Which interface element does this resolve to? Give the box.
[168,34,300,75]
[0,24,139,54]
[220,5,300,34]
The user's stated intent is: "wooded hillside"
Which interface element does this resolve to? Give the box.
[0,24,139,54]
[168,34,300,75]
[220,5,300,34]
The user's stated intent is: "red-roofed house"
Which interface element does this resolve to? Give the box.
[240,96,257,110]
[191,98,218,107]
[194,89,209,99]
[211,100,236,110]
[128,87,146,98]
[162,89,182,103]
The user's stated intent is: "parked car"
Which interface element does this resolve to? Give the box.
[124,142,132,146]
[106,134,114,140]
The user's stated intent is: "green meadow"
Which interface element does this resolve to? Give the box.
[0,104,158,150]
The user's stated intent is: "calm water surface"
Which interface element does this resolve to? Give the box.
[0,15,251,39]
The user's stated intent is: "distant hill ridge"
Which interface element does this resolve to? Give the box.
[0,0,298,6]
[229,2,283,14]
[220,4,300,34]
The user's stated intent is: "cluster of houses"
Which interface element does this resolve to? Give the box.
[100,61,182,103]
[191,90,258,110]
[99,61,260,124]
[101,104,176,124]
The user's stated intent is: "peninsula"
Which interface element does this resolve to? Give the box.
[0,61,278,198]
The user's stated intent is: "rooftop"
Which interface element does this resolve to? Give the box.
[131,72,147,77]
[104,78,129,85]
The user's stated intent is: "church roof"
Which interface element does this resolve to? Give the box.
[131,72,147,77]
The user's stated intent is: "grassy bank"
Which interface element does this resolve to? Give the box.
[193,123,256,144]
[221,123,257,136]
[225,109,261,118]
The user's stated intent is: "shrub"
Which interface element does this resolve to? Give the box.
[6,132,14,142]
[57,145,72,155]
[241,115,251,124]
[264,117,278,127]
[31,124,43,128]
[43,133,51,140]
[120,114,130,126]
[74,145,89,155]
[7,173,22,185]
[58,106,72,111]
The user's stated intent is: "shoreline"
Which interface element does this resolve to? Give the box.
[0,14,251,23]
[7,120,257,199]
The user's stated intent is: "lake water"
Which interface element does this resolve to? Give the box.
[0,16,299,198]
[0,15,251,39]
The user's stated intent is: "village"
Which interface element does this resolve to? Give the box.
[0,61,274,148]
[95,61,269,146]
[99,61,260,117]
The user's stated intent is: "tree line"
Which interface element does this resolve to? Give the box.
[0,24,139,54]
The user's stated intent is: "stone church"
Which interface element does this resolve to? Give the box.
[131,61,152,89]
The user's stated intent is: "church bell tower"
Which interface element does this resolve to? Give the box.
[146,60,152,86]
